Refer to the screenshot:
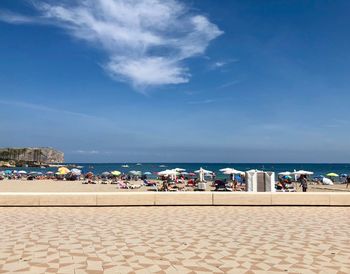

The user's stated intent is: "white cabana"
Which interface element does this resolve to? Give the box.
[245,170,276,192]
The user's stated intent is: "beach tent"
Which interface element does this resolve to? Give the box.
[322,177,334,185]
[245,170,275,192]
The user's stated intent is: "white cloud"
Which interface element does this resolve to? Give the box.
[0,99,99,120]
[211,58,239,69]
[187,99,215,105]
[1,0,223,88]
[74,150,100,154]
[0,10,39,24]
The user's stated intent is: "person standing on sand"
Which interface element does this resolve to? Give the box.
[346,175,350,188]
[299,175,308,192]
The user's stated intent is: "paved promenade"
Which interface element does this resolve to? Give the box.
[0,206,349,274]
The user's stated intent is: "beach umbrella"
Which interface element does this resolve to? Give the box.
[219,168,233,172]
[194,168,213,174]
[158,169,178,176]
[222,168,243,175]
[70,168,82,175]
[4,170,12,174]
[326,173,339,177]
[111,170,121,176]
[129,170,141,176]
[58,167,70,175]
[101,171,110,176]
[18,170,27,174]
[278,171,292,176]
[174,168,186,172]
[293,170,314,175]
[194,167,213,182]
[158,169,179,180]
[246,169,263,173]
[46,171,54,174]
[282,175,292,179]
[144,172,152,175]
[29,171,40,176]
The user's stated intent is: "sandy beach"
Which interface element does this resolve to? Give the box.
[0,179,349,192]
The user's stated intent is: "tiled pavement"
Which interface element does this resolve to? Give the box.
[0,207,349,274]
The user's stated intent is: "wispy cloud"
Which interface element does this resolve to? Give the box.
[210,58,239,70]
[0,10,41,24]
[187,99,216,105]
[73,150,101,155]
[218,79,241,89]
[1,0,223,89]
[0,99,99,119]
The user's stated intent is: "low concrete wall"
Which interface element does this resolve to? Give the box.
[0,192,349,206]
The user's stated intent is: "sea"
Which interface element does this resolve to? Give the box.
[2,163,350,179]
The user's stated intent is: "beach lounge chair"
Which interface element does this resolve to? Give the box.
[117,180,129,189]
[101,177,109,184]
[195,182,207,191]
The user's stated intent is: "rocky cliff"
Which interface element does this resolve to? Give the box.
[0,147,64,163]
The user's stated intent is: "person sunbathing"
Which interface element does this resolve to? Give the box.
[143,179,156,186]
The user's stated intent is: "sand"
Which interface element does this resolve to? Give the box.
[0,178,349,192]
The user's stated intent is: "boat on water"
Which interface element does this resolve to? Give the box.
[136,163,142,166]
[159,165,167,167]
[121,165,129,168]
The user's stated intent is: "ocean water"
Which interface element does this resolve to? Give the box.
[2,163,350,178]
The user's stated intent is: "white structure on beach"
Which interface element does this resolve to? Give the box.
[246,170,276,192]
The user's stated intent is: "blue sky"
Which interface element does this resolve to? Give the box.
[1,0,350,163]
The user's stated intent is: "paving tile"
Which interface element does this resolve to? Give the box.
[0,206,349,273]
